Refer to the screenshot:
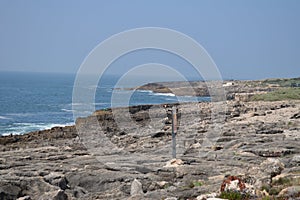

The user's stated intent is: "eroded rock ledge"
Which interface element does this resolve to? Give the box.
[0,99,300,199]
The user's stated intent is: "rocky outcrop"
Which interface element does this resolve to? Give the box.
[130,179,143,197]
[0,100,299,199]
[133,80,279,101]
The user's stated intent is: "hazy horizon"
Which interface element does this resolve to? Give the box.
[1,1,300,80]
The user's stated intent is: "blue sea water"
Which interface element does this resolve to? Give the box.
[0,71,209,135]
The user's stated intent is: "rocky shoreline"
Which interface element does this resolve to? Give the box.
[1,80,300,200]
[134,79,278,99]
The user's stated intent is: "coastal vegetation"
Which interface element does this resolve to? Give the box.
[261,77,300,87]
[251,87,300,101]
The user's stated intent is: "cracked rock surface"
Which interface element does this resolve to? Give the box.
[0,100,299,199]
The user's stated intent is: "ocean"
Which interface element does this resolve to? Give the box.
[0,71,209,135]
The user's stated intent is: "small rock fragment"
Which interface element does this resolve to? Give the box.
[44,172,69,190]
[196,193,218,200]
[165,197,177,200]
[53,189,68,200]
[164,159,184,168]
[292,155,300,163]
[17,196,31,200]
[157,181,168,188]
[130,179,143,197]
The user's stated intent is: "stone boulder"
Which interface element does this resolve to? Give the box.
[44,172,69,190]
[278,186,300,198]
[130,179,143,197]
[38,189,68,200]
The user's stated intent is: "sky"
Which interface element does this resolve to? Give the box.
[0,0,299,80]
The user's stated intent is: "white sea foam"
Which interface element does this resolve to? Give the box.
[69,103,85,106]
[93,103,107,105]
[61,109,74,112]
[152,92,176,97]
[0,116,11,120]
[40,123,74,130]
[1,122,75,136]
[137,90,153,93]
[6,113,34,117]
[137,90,182,98]
[2,132,23,136]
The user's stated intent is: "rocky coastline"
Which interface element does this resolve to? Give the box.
[134,79,276,99]
[0,79,300,200]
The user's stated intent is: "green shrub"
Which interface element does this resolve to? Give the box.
[261,184,270,192]
[192,181,203,187]
[262,78,300,87]
[188,181,203,188]
[251,88,300,101]
[219,191,250,200]
[268,188,281,196]
[261,196,275,200]
[272,177,291,186]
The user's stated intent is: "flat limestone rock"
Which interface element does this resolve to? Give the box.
[0,99,299,199]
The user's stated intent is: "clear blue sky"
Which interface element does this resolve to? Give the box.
[0,0,299,80]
